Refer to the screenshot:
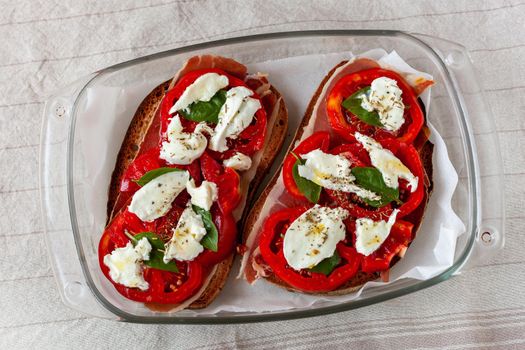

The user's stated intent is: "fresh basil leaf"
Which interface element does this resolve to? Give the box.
[192,205,219,252]
[128,231,179,273]
[351,167,400,208]
[133,232,164,250]
[341,86,383,127]
[144,250,179,273]
[179,90,227,123]
[309,251,341,275]
[292,158,321,204]
[133,167,182,187]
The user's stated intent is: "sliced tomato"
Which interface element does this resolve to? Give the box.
[103,208,155,248]
[153,204,185,242]
[258,206,362,292]
[159,68,267,159]
[325,138,424,220]
[119,148,201,199]
[120,147,162,194]
[361,220,413,273]
[99,196,234,302]
[98,231,204,304]
[326,68,424,144]
[208,105,267,160]
[282,131,331,200]
[200,152,241,215]
[158,191,238,267]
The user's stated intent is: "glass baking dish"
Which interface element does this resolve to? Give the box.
[40,30,504,323]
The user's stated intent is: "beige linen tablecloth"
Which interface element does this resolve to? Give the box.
[1,1,524,349]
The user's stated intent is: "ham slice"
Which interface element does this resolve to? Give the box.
[170,55,248,89]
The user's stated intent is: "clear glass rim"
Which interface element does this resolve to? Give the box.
[66,29,479,324]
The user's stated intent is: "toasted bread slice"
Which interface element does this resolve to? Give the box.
[105,55,288,309]
[242,59,434,295]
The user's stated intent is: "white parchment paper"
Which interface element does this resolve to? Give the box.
[79,50,465,315]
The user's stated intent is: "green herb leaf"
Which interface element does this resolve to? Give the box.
[133,167,182,187]
[179,90,227,123]
[341,86,383,127]
[292,158,321,204]
[351,167,400,208]
[309,251,341,275]
[192,205,219,252]
[133,232,164,250]
[144,250,179,273]
[128,231,179,273]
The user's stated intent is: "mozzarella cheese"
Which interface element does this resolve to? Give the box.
[103,238,152,291]
[355,132,418,192]
[160,115,213,165]
[283,205,349,270]
[169,73,229,114]
[355,209,399,256]
[209,86,261,152]
[297,149,380,201]
[186,179,218,211]
[360,77,405,132]
[223,152,252,171]
[128,170,190,222]
[163,205,207,262]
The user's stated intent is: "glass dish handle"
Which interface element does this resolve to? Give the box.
[40,76,115,319]
[414,33,505,268]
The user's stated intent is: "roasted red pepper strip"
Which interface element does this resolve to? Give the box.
[259,206,362,292]
[381,139,425,218]
[323,143,393,220]
[98,231,204,304]
[159,68,267,160]
[282,131,331,200]
[361,220,413,273]
[325,138,424,220]
[326,68,424,144]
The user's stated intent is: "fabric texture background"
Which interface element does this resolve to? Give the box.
[1,0,524,349]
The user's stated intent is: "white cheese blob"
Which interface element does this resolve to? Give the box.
[355,209,399,256]
[209,86,261,152]
[103,238,152,291]
[297,149,380,201]
[360,77,405,132]
[186,178,218,211]
[223,152,252,171]
[128,170,190,222]
[283,205,349,270]
[160,115,213,165]
[133,237,152,260]
[163,205,207,262]
[169,73,229,114]
[355,133,418,192]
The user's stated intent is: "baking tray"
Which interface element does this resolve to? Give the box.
[39,30,504,323]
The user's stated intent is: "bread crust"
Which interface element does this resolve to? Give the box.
[107,81,171,220]
[243,60,434,295]
[105,63,288,309]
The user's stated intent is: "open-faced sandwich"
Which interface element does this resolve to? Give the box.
[98,55,288,310]
[241,57,434,294]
